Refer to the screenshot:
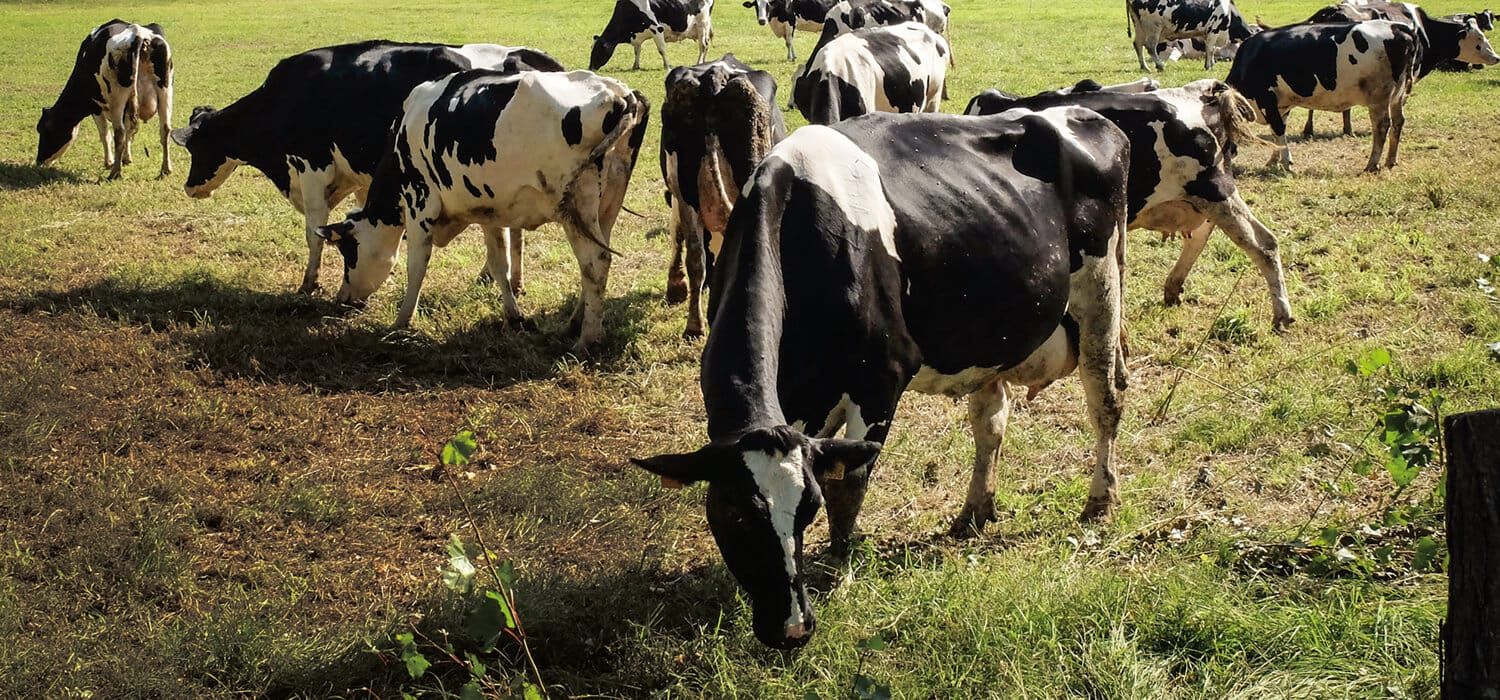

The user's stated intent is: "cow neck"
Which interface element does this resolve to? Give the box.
[359,142,406,228]
[46,84,99,130]
[1417,18,1463,76]
[700,220,788,443]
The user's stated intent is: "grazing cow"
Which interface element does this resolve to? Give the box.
[633,106,1130,649]
[589,0,715,71]
[1227,21,1429,172]
[790,22,949,124]
[1127,0,1257,70]
[315,70,650,353]
[37,19,173,179]
[660,55,787,337]
[966,79,1294,330]
[743,0,843,60]
[1298,4,1499,136]
[169,41,563,295]
[1154,36,1243,62]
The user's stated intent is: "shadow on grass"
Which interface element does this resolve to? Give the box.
[8,271,657,392]
[0,160,82,191]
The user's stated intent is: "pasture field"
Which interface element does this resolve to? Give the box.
[2,0,1498,697]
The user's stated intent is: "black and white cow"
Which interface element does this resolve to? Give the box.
[790,22,949,124]
[169,41,563,295]
[799,0,955,68]
[315,70,650,353]
[964,77,1161,108]
[1154,36,1243,62]
[1227,21,1430,172]
[1298,3,1499,136]
[633,106,1130,649]
[660,55,786,337]
[589,0,715,71]
[37,19,173,179]
[743,0,842,60]
[966,79,1295,330]
[1128,0,1257,70]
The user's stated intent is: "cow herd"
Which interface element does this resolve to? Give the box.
[30,0,1496,651]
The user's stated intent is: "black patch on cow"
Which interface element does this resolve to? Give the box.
[426,72,520,187]
[601,102,624,138]
[1352,30,1369,52]
[1349,53,1358,64]
[562,106,584,146]
[462,175,484,198]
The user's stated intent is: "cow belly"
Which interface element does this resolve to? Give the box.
[433,165,560,230]
[1271,56,1399,111]
[907,322,1078,399]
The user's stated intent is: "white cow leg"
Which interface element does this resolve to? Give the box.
[653,30,670,69]
[298,188,334,295]
[108,104,130,179]
[631,41,643,70]
[666,206,689,304]
[508,227,525,295]
[1364,104,1391,174]
[1163,220,1214,306]
[561,173,612,352]
[481,225,525,325]
[156,85,173,177]
[1207,194,1295,330]
[952,380,1010,537]
[1384,98,1406,170]
[785,26,797,61]
[93,114,114,169]
[392,221,448,329]
[1070,232,1124,522]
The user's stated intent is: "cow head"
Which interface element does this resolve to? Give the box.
[316,210,403,305]
[742,0,771,25]
[35,107,82,167]
[171,106,245,198]
[1457,17,1500,64]
[632,426,881,649]
[588,35,618,71]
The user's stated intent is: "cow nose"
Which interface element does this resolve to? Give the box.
[759,18,768,25]
[786,623,809,640]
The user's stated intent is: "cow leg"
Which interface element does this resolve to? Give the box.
[108,101,131,179]
[1264,107,1292,169]
[508,228,525,295]
[1205,195,1295,330]
[93,114,114,170]
[296,171,338,294]
[666,205,690,305]
[156,85,172,178]
[653,29,670,69]
[1072,229,1125,522]
[951,379,1010,537]
[1364,104,1391,174]
[631,41,644,70]
[1163,220,1215,306]
[1301,109,1315,139]
[683,209,708,338]
[821,411,891,558]
[480,225,525,324]
[1384,98,1406,170]
[560,172,612,352]
[1342,109,1353,136]
[393,220,457,329]
[1135,39,1150,72]
[785,25,797,61]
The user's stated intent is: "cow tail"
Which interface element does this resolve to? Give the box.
[1126,0,1133,37]
[572,89,651,256]
[1211,82,1272,154]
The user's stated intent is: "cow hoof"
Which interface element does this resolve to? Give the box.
[1079,498,1116,523]
[665,282,688,305]
[296,281,320,295]
[507,316,537,332]
[682,324,703,339]
[1163,289,1183,307]
[1273,315,1296,333]
[948,503,997,538]
[476,270,494,285]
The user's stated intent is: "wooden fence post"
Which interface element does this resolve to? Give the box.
[1443,408,1500,700]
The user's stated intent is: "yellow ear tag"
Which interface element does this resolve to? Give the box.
[661,477,686,489]
[827,461,846,481]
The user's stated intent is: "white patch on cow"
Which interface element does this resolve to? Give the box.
[805,23,948,116]
[185,157,243,198]
[845,399,871,440]
[1136,81,1216,212]
[997,106,1097,164]
[742,448,808,630]
[909,365,1003,398]
[764,126,900,261]
[451,43,521,69]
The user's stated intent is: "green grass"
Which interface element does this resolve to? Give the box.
[2,0,1498,696]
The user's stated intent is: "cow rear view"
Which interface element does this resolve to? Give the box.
[318,70,650,353]
[37,19,173,179]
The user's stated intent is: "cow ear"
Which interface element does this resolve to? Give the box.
[317,220,354,242]
[169,124,194,147]
[742,0,754,6]
[632,445,730,488]
[810,438,882,481]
